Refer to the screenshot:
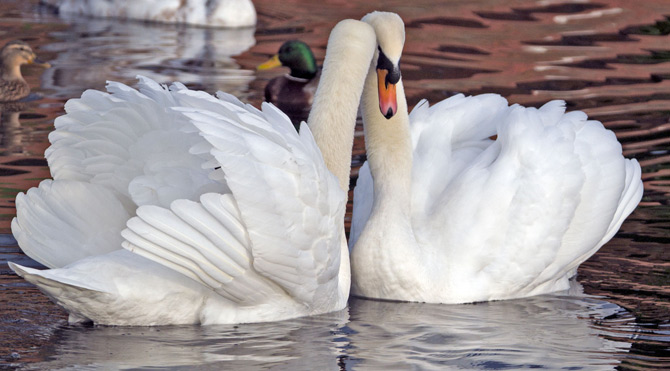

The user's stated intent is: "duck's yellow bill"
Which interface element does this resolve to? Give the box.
[257,54,282,70]
[377,68,397,119]
[33,58,51,68]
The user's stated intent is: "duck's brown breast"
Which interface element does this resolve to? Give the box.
[0,78,30,102]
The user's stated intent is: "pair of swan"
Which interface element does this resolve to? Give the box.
[41,0,256,28]
[10,12,642,325]
[0,41,50,102]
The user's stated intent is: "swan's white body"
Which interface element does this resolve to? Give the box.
[10,19,377,325]
[349,12,644,304]
[41,0,256,28]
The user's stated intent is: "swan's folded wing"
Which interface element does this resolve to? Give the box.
[408,94,510,217]
[424,101,641,296]
[353,95,511,248]
[124,102,346,306]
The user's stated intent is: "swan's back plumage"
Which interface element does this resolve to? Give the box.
[352,94,643,303]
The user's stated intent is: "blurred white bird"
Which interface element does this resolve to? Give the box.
[41,0,257,28]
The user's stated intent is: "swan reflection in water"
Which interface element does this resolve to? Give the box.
[32,286,632,370]
[38,17,256,99]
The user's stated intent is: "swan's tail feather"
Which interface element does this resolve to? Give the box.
[12,180,132,269]
[518,105,643,292]
[605,159,644,239]
[576,158,643,263]
[9,262,107,324]
[557,118,643,272]
[561,161,642,281]
[558,159,643,281]
[9,262,105,293]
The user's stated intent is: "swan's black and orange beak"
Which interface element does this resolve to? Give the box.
[376,47,401,119]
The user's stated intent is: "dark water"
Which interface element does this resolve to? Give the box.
[1,0,669,369]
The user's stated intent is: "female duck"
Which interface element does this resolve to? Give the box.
[350,12,644,304]
[0,41,48,102]
[258,40,319,119]
[9,19,378,325]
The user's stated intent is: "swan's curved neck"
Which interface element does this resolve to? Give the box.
[305,20,376,307]
[307,21,376,192]
[361,59,412,215]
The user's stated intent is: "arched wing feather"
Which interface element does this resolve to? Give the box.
[124,100,346,307]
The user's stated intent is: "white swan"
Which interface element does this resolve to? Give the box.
[41,0,256,28]
[349,12,644,304]
[9,18,377,325]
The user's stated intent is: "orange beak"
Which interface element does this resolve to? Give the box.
[377,68,397,119]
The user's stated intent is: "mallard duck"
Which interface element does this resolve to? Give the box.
[0,41,48,102]
[349,12,643,304]
[9,18,381,325]
[40,0,256,28]
[258,40,319,116]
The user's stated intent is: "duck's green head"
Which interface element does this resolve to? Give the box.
[258,40,317,80]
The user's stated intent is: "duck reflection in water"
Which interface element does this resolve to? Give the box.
[0,102,28,155]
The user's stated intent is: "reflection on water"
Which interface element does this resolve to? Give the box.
[20,293,636,370]
[0,102,28,156]
[40,17,256,99]
[347,295,633,370]
[0,0,669,368]
[25,310,349,370]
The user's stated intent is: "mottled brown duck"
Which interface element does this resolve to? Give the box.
[0,40,48,102]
